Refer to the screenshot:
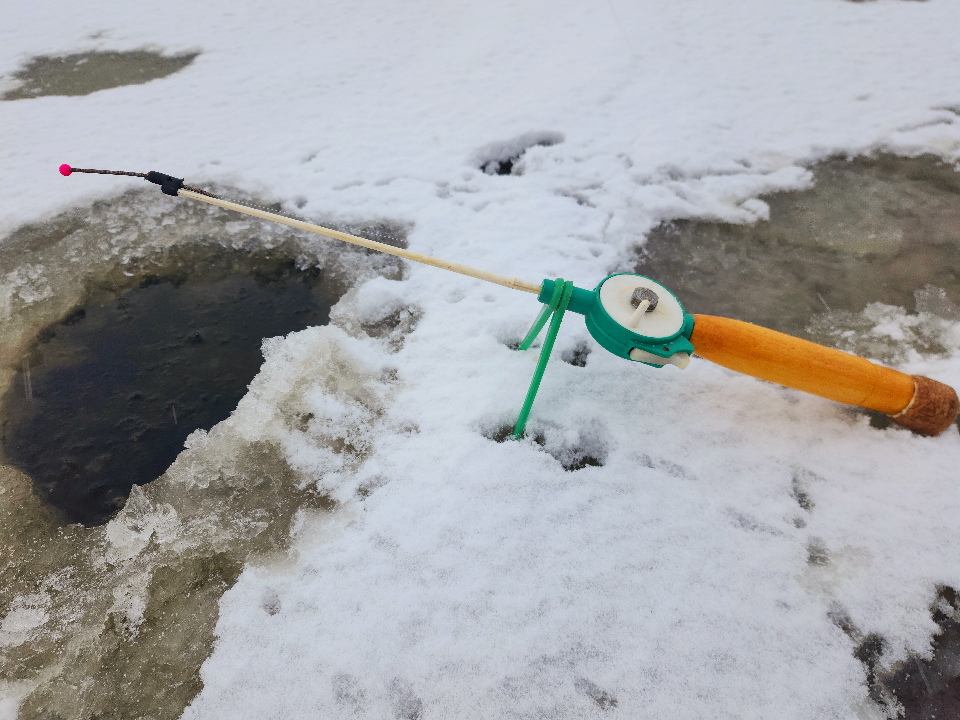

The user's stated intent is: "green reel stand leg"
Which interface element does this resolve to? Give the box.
[512,279,573,438]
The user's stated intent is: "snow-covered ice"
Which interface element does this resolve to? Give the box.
[3,0,960,717]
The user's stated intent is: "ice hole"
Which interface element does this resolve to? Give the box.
[480,419,608,470]
[481,419,545,445]
[483,157,517,176]
[548,424,608,471]
[560,341,591,367]
[473,131,564,175]
[0,190,405,718]
[635,154,960,344]
[0,249,341,526]
[1,50,199,100]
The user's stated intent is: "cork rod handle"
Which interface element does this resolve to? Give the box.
[690,315,959,436]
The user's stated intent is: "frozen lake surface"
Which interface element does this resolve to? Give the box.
[1,0,960,718]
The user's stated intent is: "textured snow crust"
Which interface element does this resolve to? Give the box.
[3,0,960,717]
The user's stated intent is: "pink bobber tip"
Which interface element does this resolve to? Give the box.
[59,164,72,176]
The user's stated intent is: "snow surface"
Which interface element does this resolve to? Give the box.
[3,0,960,717]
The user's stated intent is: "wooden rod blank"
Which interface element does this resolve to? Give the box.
[689,315,959,435]
[178,190,542,295]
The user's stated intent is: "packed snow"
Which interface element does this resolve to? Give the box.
[2,0,960,717]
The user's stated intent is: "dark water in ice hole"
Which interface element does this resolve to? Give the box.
[0,260,334,526]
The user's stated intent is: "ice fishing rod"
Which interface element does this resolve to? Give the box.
[60,165,960,437]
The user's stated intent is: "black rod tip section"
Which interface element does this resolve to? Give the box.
[146,170,184,196]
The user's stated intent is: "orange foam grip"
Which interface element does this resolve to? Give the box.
[690,315,958,436]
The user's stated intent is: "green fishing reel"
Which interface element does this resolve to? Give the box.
[513,273,694,437]
[539,274,694,367]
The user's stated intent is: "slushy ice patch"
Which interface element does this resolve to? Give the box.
[835,588,960,718]
[635,154,960,710]
[1,50,199,100]
[634,154,960,361]
[0,186,406,370]
[1,330,389,720]
[882,587,960,719]
[2,254,337,526]
[0,191,406,718]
